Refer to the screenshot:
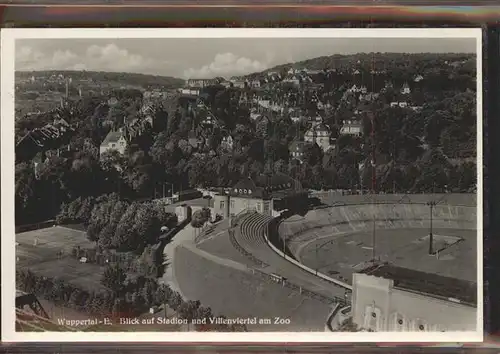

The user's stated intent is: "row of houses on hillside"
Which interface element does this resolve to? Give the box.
[143,89,177,100]
[16,118,74,163]
[289,116,363,163]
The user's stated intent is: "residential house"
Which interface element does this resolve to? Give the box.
[340,119,363,137]
[108,97,119,106]
[33,152,49,179]
[180,88,200,96]
[221,80,232,88]
[250,112,262,121]
[251,80,261,89]
[360,92,379,102]
[188,131,203,149]
[221,135,234,151]
[304,118,332,152]
[289,140,306,163]
[127,116,152,140]
[16,118,73,163]
[231,80,247,89]
[302,76,313,84]
[349,85,362,93]
[283,76,300,87]
[305,69,321,75]
[383,81,394,92]
[100,128,128,156]
[202,114,215,126]
[389,101,409,109]
[186,78,221,88]
[401,82,411,95]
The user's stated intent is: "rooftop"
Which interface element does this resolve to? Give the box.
[101,129,125,146]
[359,263,477,306]
[289,140,306,152]
[163,197,212,213]
[228,173,304,199]
[306,122,330,134]
[16,290,28,298]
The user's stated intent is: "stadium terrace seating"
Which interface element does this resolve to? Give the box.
[279,203,476,243]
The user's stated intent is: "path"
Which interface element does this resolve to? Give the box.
[161,221,251,299]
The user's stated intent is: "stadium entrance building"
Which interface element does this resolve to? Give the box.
[351,263,477,332]
[213,173,308,218]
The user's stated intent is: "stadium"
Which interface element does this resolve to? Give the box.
[188,192,477,331]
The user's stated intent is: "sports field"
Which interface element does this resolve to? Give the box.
[297,227,476,285]
[279,195,477,286]
[16,226,107,292]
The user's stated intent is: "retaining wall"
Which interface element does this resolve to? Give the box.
[264,227,352,291]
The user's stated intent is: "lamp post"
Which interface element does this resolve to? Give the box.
[315,244,318,276]
[427,201,436,255]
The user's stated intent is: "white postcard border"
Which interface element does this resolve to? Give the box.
[1,27,483,343]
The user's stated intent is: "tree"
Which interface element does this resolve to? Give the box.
[168,291,183,311]
[190,209,206,229]
[101,263,127,295]
[196,306,213,321]
[155,284,173,307]
[178,300,201,329]
[15,162,38,224]
[334,317,362,332]
[113,203,140,251]
[302,143,323,167]
[132,202,160,250]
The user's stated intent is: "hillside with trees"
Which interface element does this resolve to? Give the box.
[245,52,475,78]
[15,52,477,227]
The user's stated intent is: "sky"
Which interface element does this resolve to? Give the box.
[15,37,476,79]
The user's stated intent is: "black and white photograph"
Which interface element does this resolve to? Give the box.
[1,28,482,342]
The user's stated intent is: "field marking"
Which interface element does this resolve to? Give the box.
[294,232,352,261]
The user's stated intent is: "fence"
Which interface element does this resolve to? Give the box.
[249,266,347,307]
[264,228,353,291]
